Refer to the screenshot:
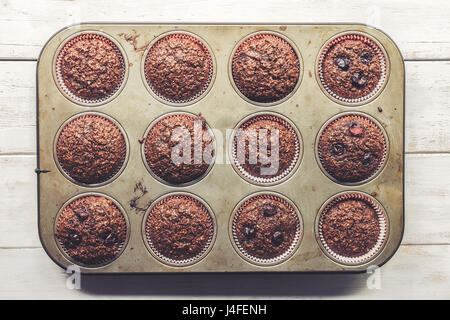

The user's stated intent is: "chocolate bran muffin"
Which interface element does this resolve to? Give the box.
[56,114,127,185]
[144,33,213,103]
[144,194,215,264]
[232,114,300,184]
[319,34,386,102]
[231,33,300,103]
[144,113,214,185]
[318,193,386,262]
[317,114,387,183]
[55,195,128,266]
[56,33,125,102]
[232,194,301,263]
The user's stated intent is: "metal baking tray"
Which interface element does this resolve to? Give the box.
[37,23,404,273]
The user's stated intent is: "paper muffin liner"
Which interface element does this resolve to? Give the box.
[55,193,130,268]
[317,32,388,105]
[143,193,217,267]
[230,32,301,106]
[230,192,303,266]
[316,112,388,186]
[231,113,302,186]
[316,192,389,265]
[54,31,127,106]
[142,32,215,105]
[54,112,129,187]
[142,112,216,187]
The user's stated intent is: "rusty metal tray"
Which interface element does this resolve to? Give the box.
[37,23,404,273]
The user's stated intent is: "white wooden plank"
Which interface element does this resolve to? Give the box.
[0,245,448,299]
[405,154,450,244]
[0,0,450,60]
[0,155,39,248]
[1,153,449,247]
[0,61,36,155]
[1,61,450,154]
[405,62,450,153]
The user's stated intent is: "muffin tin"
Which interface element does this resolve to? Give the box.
[37,24,404,273]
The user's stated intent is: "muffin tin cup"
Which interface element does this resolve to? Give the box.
[53,31,129,107]
[142,192,217,267]
[229,31,303,107]
[315,111,389,186]
[230,192,303,267]
[54,192,131,268]
[315,191,389,266]
[38,24,404,273]
[141,31,216,107]
[141,111,216,187]
[53,112,130,188]
[230,111,303,186]
[316,31,390,106]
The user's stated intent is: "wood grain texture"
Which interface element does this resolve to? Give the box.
[405,154,450,245]
[1,0,450,60]
[0,155,39,248]
[0,246,449,299]
[1,153,449,248]
[405,61,450,153]
[0,61,36,155]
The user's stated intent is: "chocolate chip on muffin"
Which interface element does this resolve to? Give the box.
[232,194,301,262]
[318,114,387,183]
[55,195,128,265]
[319,34,386,102]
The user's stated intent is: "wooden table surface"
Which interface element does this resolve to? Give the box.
[1,0,449,299]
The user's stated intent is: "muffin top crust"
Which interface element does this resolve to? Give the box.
[144,113,214,185]
[233,195,300,261]
[320,36,384,101]
[58,34,125,101]
[233,114,300,182]
[55,195,128,265]
[320,197,381,258]
[232,34,300,103]
[56,114,127,185]
[144,33,213,103]
[145,195,214,263]
[318,114,386,183]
